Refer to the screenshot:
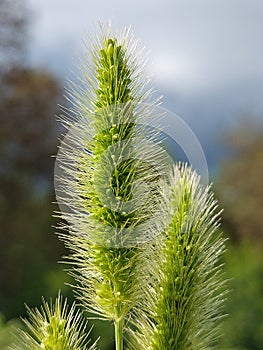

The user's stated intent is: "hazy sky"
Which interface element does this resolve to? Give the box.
[27,0,263,87]
[26,0,263,169]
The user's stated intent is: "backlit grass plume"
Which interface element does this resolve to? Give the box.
[12,293,96,350]
[10,23,227,350]
[55,26,167,349]
[129,164,226,350]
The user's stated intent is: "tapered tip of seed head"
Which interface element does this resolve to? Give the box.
[12,293,97,350]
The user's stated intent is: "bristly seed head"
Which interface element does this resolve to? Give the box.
[11,292,97,350]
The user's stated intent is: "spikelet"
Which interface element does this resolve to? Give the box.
[129,164,227,350]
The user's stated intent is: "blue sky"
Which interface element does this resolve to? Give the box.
[26,0,263,171]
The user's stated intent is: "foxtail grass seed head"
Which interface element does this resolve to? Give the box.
[129,164,227,350]
[54,26,170,336]
[12,292,97,350]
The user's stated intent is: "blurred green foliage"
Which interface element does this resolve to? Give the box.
[217,122,263,350]
[217,120,263,243]
[220,242,263,350]
[90,319,114,350]
[0,314,23,349]
[0,65,73,320]
[0,0,71,323]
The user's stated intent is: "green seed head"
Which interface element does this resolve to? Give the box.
[56,27,164,329]
[11,293,96,350]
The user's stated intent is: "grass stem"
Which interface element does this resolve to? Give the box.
[114,317,124,350]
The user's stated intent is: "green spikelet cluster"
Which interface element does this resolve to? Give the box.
[11,293,96,350]
[56,28,164,350]
[79,37,146,234]
[95,37,133,108]
[129,164,226,350]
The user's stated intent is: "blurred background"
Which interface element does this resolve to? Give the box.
[0,0,263,349]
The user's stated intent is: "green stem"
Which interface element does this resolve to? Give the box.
[114,318,124,350]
